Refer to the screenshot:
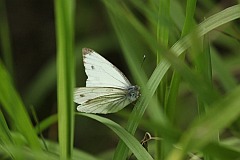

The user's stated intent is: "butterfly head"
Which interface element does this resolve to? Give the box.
[127,85,140,102]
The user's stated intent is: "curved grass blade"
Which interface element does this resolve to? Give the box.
[76,113,154,160]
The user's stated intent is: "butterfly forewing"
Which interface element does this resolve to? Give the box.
[83,48,131,89]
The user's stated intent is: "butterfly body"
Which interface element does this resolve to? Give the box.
[74,48,140,114]
[126,85,140,102]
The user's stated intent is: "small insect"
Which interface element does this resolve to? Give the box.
[74,48,140,114]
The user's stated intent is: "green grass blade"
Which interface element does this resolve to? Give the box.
[35,114,58,134]
[156,0,170,159]
[0,110,13,145]
[157,0,170,48]
[181,0,197,37]
[45,140,104,160]
[211,49,237,92]
[77,113,154,160]
[166,86,240,160]
[196,37,212,117]
[202,142,240,160]
[0,145,58,160]
[0,62,41,149]
[54,0,75,159]
[166,0,197,121]
[162,48,220,104]
[156,0,169,109]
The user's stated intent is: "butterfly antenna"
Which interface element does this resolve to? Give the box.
[140,54,146,68]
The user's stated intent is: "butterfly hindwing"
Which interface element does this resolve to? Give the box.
[74,87,131,114]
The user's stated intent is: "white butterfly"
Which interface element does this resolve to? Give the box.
[74,48,140,114]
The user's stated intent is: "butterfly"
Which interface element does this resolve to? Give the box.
[74,48,140,114]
